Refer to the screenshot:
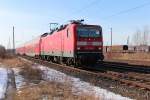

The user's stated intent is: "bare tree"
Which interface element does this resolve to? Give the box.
[132,26,150,46]
[0,45,6,58]
[142,26,149,45]
[132,29,142,45]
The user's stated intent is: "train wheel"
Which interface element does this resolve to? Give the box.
[66,58,74,66]
[74,58,81,67]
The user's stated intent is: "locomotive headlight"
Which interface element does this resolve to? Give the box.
[98,47,102,50]
[77,47,80,50]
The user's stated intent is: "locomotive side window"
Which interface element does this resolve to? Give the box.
[67,29,69,38]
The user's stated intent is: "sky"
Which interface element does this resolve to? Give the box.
[0,0,150,48]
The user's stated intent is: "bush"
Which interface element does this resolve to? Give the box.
[19,64,43,82]
[0,45,6,58]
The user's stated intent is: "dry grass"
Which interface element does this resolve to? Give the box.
[105,52,150,66]
[0,56,100,100]
[0,56,27,68]
[19,64,43,81]
[105,52,150,61]
[14,81,99,100]
[16,65,99,100]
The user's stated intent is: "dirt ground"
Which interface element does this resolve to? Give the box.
[0,57,26,68]
[0,56,99,100]
[105,52,150,61]
[104,52,150,66]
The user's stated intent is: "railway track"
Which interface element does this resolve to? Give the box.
[21,56,150,92]
[105,59,150,66]
[96,61,150,73]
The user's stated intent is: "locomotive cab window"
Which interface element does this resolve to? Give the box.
[77,26,102,38]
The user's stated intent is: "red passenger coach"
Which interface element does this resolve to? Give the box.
[16,46,25,55]
[16,37,41,57]
[16,20,104,65]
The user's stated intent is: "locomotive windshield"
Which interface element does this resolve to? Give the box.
[77,27,101,38]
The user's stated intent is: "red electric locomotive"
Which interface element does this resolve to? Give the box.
[16,20,104,65]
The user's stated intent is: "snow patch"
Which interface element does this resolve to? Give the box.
[38,65,133,100]
[11,62,133,100]
[0,68,8,99]
[12,68,25,90]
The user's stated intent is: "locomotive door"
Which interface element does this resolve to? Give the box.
[39,38,42,55]
[61,32,64,57]
[39,38,44,56]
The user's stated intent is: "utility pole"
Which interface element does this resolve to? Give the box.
[7,37,11,49]
[127,36,130,45]
[13,26,15,53]
[110,28,112,50]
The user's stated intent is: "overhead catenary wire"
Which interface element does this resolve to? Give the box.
[50,1,150,29]
[73,0,102,15]
[71,1,150,21]
[59,0,102,24]
[103,2,150,19]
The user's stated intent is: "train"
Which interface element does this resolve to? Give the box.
[16,20,104,65]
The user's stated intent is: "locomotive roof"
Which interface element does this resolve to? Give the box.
[48,19,84,34]
[41,20,102,37]
[41,33,48,37]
